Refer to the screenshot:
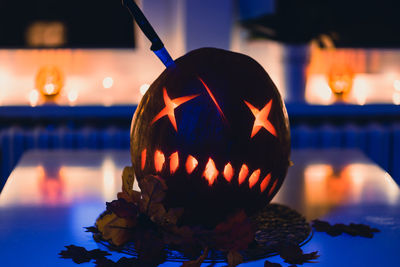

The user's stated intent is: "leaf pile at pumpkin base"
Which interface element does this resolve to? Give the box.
[62,168,315,266]
[90,203,314,266]
[93,170,257,265]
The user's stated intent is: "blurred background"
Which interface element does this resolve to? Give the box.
[0,0,400,189]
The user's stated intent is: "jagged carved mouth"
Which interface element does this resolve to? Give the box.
[140,149,279,196]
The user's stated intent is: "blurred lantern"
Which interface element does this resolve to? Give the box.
[35,65,64,101]
[25,21,66,48]
[327,65,354,100]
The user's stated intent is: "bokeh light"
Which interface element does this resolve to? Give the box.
[102,77,114,89]
[140,83,150,95]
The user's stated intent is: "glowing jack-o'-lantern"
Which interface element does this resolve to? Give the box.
[130,48,290,227]
[35,65,64,100]
[328,65,354,100]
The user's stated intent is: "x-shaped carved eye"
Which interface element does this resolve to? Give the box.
[244,99,277,138]
[151,86,277,139]
[151,88,199,131]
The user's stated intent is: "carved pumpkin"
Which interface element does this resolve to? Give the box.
[130,48,290,227]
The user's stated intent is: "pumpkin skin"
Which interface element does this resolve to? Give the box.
[130,48,290,228]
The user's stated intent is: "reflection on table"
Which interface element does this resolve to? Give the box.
[275,149,400,220]
[0,149,399,266]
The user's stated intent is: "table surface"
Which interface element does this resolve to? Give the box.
[0,149,399,266]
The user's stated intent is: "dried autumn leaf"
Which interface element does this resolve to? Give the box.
[115,257,141,266]
[94,256,141,267]
[348,223,380,238]
[117,166,141,205]
[138,175,168,221]
[139,175,167,206]
[121,166,135,193]
[276,243,319,265]
[106,198,138,219]
[59,245,92,264]
[264,260,282,267]
[94,257,116,267]
[117,190,141,204]
[84,226,99,233]
[134,228,166,266]
[312,220,380,238]
[163,208,184,225]
[214,210,254,251]
[88,249,112,259]
[227,250,243,267]
[149,203,167,224]
[312,220,331,232]
[180,247,209,267]
[163,225,195,246]
[96,212,136,246]
[59,245,110,264]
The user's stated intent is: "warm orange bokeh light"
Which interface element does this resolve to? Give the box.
[169,151,179,174]
[238,164,249,185]
[244,99,277,138]
[141,149,147,170]
[198,77,226,120]
[39,176,64,205]
[151,87,199,131]
[154,150,165,172]
[186,155,198,174]
[35,65,64,99]
[328,65,354,99]
[248,169,261,189]
[304,163,348,209]
[203,158,219,186]
[260,173,271,193]
[223,162,234,182]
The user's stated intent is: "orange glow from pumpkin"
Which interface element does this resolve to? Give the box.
[260,173,271,193]
[141,149,146,170]
[154,150,165,172]
[223,162,234,182]
[248,169,261,188]
[151,87,199,131]
[203,158,219,186]
[238,164,249,185]
[169,151,179,174]
[244,100,277,138]
[198,77,226,120]
[269,179,279,196]
[186,155,198,174]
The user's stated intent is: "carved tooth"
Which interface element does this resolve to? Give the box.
[268,179,278,196]
[186,155,198,174]
[248,169,261,188]
[238,164,249,185]
[169,151,179,174]
[260,173,271,193]
[154,150,165,172]
[203,158,218,186]
[223,162,234,182]
[141,149,146,170]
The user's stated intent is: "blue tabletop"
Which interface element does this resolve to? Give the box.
[0,149,399,266]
